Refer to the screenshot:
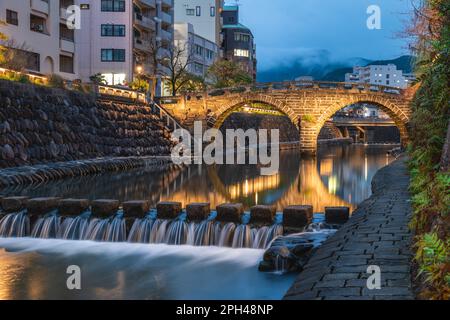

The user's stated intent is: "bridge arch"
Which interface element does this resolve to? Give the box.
[211,93,299,129]
[305,95,410,154]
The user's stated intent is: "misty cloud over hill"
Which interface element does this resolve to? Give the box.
[257,54,415,83]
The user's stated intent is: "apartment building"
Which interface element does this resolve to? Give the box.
[221,5,256,81]
[174,22,218,78]
[0,0,78,80]
[77,0,174,91]
[174,0,223,47]
[345,64,416,89]
[1,0,175,95]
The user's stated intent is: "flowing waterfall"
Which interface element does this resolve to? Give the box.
[59,211,91,240]
[232,225,254,248]
[0,209,284,249]
[128,215,157,243]
[31,210,61,239]
[0,210,30,237]
[217,223,236,247]
[253,224,284,249]
[85,211,126,242]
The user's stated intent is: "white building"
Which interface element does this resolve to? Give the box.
[77,0,174,90]
[345,64,415,89]
[0,0,79,80]
[173,0,223,47]
[174,22,218,78]
[1,0,175,95]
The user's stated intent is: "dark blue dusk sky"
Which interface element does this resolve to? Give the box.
[232,0,414,71]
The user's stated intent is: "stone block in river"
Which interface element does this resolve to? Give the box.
[325,207,350,224]
[250,205,276,225]
[216,203,244,223]
[1,196,29,212]
[283,205,313,229]
[123,200,150,218]
[58,198,90,216]
[156,202,182,219]
[91,199,120,218]
[186,203,211,221]
[26,197,61,215]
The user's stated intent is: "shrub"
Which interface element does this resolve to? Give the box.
[48,74,65,88]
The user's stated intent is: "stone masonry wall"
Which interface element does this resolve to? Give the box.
[0,80,173,168]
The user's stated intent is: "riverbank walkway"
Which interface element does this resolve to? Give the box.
[284,157,415,300]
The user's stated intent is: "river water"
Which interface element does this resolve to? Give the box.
[1,145,396,212]
[0,144,396,300]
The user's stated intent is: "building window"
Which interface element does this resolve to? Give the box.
[101,49,126,62]
[195,45,203,56]
[30,14,47,34]
[101,0,125,12]
[60,55,74,73]
[234,49,249,58]
[60,24,74,41]
[196,6,201,16]
[186,8,195,16]
[210,6,216,17]
[102,73,126,85]
[6,9,18,26]
[193,62,204,74]
[234,33,250,42]
[101,24,126,37]
[206,49,214,60]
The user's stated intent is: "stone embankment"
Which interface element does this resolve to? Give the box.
[284,157,414,300]
[0,156,178,187]
[0,80,173,168]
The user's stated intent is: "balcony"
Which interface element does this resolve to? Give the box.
[134,38,151,52]
[161,0,173,8]
[60,38,75,53]
[31,0,50,15]
[134,13,156,31]
[136,0,156,8]
[160,11,172,26]
[160,28,172,42]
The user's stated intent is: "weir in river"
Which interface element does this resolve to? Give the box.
[0,197,348,251]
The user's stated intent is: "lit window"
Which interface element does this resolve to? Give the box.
[102,73,126,85]
[234,49,249,57]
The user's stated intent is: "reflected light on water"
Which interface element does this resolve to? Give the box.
[1,145,396,213]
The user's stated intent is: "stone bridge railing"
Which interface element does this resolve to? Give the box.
[159,81,405,102]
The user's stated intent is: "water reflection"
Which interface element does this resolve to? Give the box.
[0,145,395,213]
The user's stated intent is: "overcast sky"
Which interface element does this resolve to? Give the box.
[233,0,414,70]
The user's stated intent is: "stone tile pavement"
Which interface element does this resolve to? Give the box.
[284,157,415,300]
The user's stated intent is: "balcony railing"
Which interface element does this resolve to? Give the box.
[134,12,156,30]
[160,11,172,25]
[60,38,75,53]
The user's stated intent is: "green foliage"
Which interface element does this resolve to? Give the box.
[0,20,7,65]
[89,73,106,85]
[176,73,206,94]
[130,78,149,92]
[207,59,253,89]
[47,74,65,88]
[407,0,450,300]
[0,71,30,84]
[415,233,450,300]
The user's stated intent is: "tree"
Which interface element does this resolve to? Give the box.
[176,73,206,94]
[146,39,166,99]
[89,73,106,85]
[0,21,8,65]
[163,43,198,96]
[0,39,32,71]
[206,59,253,89]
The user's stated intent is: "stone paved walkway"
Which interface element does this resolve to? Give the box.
[284,157,415,300]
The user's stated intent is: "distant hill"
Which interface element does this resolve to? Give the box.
[257,55,415,83]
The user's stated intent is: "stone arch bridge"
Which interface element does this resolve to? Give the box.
[157,81,414,155]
